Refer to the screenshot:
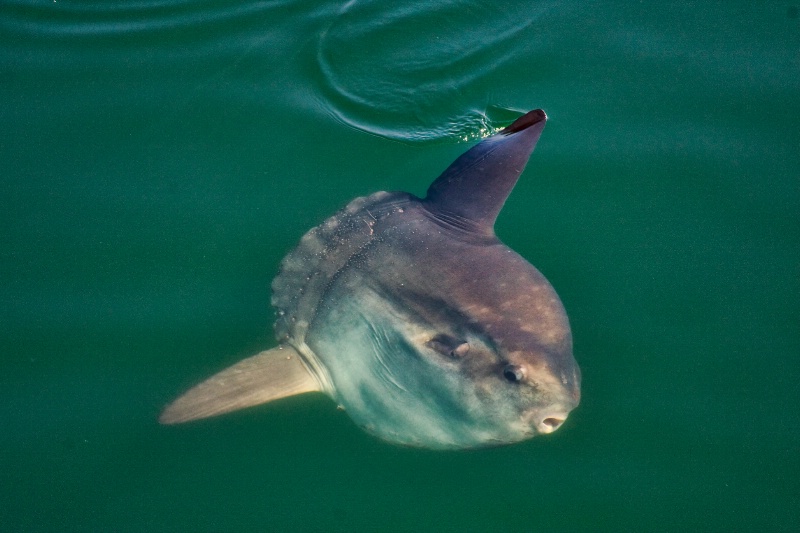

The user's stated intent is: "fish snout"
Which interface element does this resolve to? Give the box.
[525,402,574,435]
[523,366,580,435]
[533,412,568,434]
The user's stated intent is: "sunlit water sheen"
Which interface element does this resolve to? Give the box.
[1,0,798,531]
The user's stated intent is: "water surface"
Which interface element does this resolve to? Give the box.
[2,1,799,531]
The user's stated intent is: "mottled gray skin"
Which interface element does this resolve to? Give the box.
[272,110,580,449]
[161,110,581,448]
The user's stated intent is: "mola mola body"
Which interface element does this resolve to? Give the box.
[160,109,580,449]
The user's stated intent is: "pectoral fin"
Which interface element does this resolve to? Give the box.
[159,345,320,424]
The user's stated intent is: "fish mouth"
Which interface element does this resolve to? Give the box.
[524,403,575,435]
[535,414,568,434]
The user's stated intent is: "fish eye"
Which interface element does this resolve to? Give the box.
[503,364,525,383]
[426,334,469,358]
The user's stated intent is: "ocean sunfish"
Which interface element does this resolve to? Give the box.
[160,109,580,450]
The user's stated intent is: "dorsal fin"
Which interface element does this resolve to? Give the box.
[159,345,320,424]
[422,109,547,234]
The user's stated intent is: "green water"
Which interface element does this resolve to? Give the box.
[2,1,798,530]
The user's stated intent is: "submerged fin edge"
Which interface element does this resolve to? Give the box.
[159,345,320,424]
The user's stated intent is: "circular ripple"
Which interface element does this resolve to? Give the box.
[315,1,551,143]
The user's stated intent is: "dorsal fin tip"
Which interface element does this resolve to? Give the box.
[501,108,547,135]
